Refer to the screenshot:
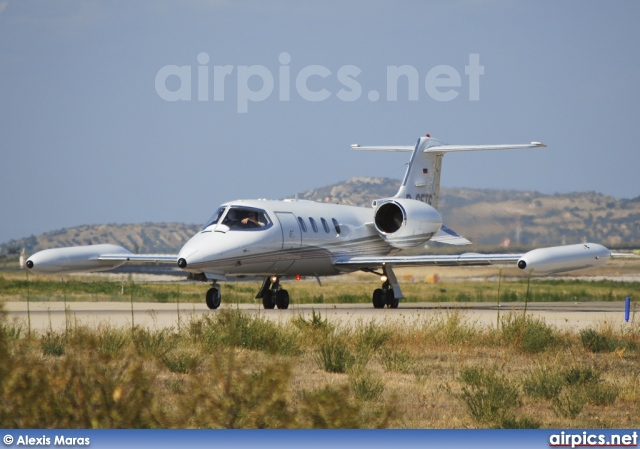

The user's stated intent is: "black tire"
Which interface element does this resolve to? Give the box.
[275,289,290,309]
[372,288,385,308]
[205,288,221,309]
[386,289,399,309]
[262,290,276,309]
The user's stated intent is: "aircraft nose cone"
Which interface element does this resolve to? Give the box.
[26,260,34,269]
[177,258,187,269]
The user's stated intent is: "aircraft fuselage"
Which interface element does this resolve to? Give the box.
[177,198,442,279]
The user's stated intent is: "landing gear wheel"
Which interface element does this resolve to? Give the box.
[275,289,290,309]
[385,289,399,309]
[372,288,385,308]
[262,290,276,309]
[205,288,221,309]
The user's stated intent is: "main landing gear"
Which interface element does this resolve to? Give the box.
[372,280,399,309]
[256,276,289,309]
[202,277,290,310]
[367,264,400,309]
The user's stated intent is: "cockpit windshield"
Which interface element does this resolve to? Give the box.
[201,206,227,231]
[222,207,272,230]
[201,206,272,232]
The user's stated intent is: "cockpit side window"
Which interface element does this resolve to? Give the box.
[201,206,227,231]
[221,207,272,231]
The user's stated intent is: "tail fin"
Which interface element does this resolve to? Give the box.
[352,136,546,209]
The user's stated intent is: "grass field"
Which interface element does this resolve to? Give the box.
[1,261,640,429]
[1,305,639,429]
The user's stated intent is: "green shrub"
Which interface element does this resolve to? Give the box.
[316,332,355,373]
[379,347,413,373]
[40,331,66,357]
[161,349,202,374]
[564,366,600,386]
[500,313,558,353]
[551,388,586,419]
[298,386,366,428]
[452,366,521,424]
[133,327,176,358]
[188,310,301,356]
[521,322,557,353]
[498,415,542,429]
[350,371,385,401]
[580,328,616,353]
[96,327,130,357]
[354,320,392,350]
[585,382,619,406]
[522,365,564,400]
[1,322,23,341]
[292,309,333,334]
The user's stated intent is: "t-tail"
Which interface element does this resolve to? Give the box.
[352,134,546,210]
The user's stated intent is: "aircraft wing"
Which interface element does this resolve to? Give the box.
[334,243,613,275]
[97,253,178,263]
[334,253,521,269]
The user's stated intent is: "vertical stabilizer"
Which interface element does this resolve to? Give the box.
[394,137,444,208]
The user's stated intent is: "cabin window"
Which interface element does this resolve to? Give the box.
[297,216,307,232]
[221,207,271,230]
[321,218,331,233]
[309,217,318,233]
[332,218,341,235]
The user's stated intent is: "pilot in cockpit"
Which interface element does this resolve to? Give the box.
[239,211,262,228]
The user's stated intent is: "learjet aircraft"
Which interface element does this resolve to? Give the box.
[26,134,612,309]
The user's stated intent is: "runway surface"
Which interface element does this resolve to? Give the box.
[2,300,635,332]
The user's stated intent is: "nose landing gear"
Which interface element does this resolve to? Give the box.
[205,281,221,309]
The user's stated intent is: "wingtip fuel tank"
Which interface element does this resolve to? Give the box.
[26,244,132,274]
[517,243,611,274]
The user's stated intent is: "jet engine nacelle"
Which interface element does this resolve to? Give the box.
[25,244,131,274]
[373,198,442,249]
[517,243,611,274]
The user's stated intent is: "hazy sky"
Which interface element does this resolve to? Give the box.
[1,1,639,244]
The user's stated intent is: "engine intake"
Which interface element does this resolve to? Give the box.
[375,201,405,234]
[373,198,442,249]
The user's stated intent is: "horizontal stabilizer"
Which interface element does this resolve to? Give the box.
[430,225,472,245]
[351,144,414,152]
[351,141,546,153]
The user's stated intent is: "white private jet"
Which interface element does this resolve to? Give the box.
[26,134,613,309]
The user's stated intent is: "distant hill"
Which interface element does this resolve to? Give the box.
[1,223,200,256]
[2,178,639,255]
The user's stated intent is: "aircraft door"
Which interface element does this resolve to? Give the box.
[275,212,302,250]
[270,212,301,274]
